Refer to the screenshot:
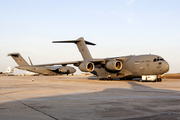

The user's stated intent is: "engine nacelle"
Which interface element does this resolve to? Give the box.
[79,62,94,72]
[106,60,122,71]
[58,66,76,74]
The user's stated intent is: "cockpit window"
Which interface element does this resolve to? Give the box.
[153,58,164,62]
[160,59,164,61]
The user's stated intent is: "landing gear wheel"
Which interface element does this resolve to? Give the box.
[107,77,112,81]
[156,78,162,82]
[154,78,162,82]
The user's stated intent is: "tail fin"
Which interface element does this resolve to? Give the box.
[8,53,29,66]
[5,67,14,74]
[53,37,96,60]
[10,68,14,73]
[5,66,11,73]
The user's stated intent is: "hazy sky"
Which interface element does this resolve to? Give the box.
[0,0,180,74]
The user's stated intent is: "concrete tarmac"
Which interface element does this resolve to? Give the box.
[0,76,180,120]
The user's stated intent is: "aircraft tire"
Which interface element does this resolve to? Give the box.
[156,78,161,82]
[158,78,162,82]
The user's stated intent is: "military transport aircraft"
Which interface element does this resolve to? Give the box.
[8,53,76,75]
[30,37,169,81]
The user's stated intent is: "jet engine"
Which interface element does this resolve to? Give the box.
[106,60,122,71]
[58,66,76,74]
[79,62,94,72]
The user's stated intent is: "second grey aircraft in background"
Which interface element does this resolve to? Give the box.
[8,53,76,75]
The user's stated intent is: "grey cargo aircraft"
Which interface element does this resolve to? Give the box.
[8,53,76,75]
[35,37,169,82]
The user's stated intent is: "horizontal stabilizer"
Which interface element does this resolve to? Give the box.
[52,37,96,46]
[52,37,95,60]
[8,53,29,66]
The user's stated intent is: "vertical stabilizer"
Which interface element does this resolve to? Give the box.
[5,66,11,73]
[10,68,14,73]
[75,37,93,60]
[53,37,96,60]
[8,53,29,66]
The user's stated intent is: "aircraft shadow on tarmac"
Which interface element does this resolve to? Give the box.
[0,81,180,120]
[87,76,140,81]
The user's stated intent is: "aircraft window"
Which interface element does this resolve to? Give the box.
[153,58,164,62]
[158,62,162,65]
[160,59,164,61]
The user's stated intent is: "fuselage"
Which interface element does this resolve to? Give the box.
[123,54,169,77]
[93,54,169,79]
[16,66,76,75]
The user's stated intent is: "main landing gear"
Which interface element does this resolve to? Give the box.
[99,78,113,81]
[153,78,162,82]
[99,75,113,81]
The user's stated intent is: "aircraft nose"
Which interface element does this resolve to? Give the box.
[163,61,170,73]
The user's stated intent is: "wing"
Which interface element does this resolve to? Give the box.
[34,61,80,67]
[34,56,132,67]
[34,59,104,67]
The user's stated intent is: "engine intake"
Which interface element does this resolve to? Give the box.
[106,60,122,71]
[79,62,94,72]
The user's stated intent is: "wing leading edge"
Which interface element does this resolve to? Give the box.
[34,56,130,67]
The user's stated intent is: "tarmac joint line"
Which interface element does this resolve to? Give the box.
[1,90,59,120]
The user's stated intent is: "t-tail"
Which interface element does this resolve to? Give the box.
[53,37,96,60]
[8,53,29,66]
[9,68,14,73]
[4,67,14,74]
[5,66,11,73]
